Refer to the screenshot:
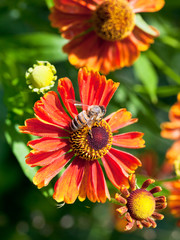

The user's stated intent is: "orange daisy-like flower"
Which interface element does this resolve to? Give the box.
[49,0,165,74]
[165,180,180,226]
[19,68,145,204]
[161,93,180,174]
[161,93,180,141]
[115,174,167,230]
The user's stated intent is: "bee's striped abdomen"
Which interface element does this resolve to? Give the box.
[70,110,89,131]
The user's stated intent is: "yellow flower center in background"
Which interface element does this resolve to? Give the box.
[92,0,135,41]
[69,119,112,160]
[127,189,155,220]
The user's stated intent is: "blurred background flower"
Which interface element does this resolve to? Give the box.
[49,0,165,74]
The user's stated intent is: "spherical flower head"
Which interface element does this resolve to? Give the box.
[115,174,167,230]
[19,67,145,204]
[26,61,57,94]
[49,0,165,74]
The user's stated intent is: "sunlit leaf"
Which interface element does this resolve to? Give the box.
[134,54,158,103]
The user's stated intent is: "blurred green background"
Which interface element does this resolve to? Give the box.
[1,0,180,239]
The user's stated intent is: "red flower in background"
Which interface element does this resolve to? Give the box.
[19,68,144,204]
[49,0,165,74]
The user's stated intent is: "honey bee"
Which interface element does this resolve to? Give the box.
[68,100,106,137]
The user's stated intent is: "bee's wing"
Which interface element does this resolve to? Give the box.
[66,99,89,109]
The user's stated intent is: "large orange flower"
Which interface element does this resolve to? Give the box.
[49,0,165,74]
[19,68,144,204]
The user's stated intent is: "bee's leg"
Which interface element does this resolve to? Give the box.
[88,129,93,138]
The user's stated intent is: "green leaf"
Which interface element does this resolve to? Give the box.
[134,54,158,103]
[45,0,54,9]
[147,50,180,84]
[0,33,68,63]
[4,118,54,198]
[4,119,38,182]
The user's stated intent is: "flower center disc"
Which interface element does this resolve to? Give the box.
[127,189,155,220]
[92,0,135,41]
[69,119,112,161]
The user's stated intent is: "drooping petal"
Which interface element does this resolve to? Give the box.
[113,132,145,148]
[19,118,70,137]
[27,137,69,152]
[78,67,119,108]
[26,145,71,167]
[89,160,110,203]
[57,77,78,118]
[129,25,159,51]
[129,0,165,13]
[63,31,105,73]
[49,8,91,39]
[33,151,74,188]
[108,147,142,173]
[101,154,129,189]
[54,0,95,14]
[112,38,139,69]
[53,157,85,203]
[34,91,71,129]
[79,160,110,203]
[106,109,138,132]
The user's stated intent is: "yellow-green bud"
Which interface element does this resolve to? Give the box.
[26,61,57,94]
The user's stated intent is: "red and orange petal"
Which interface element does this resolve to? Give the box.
[34,91,71,129]
[53,158,110,204]
[78,67,119,107]
[101,148,142,189]
[19,118,70,138]
[105,108,138,132]
[129,25,159,52]
[112,132,145,149]
[57,77,78,118]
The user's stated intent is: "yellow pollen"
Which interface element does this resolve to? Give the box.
[127,189,155,220]
[69,119,112,161]
[92,0,135,41]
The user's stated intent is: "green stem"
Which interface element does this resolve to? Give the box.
[158,176,180,183]
[147,50,180,85]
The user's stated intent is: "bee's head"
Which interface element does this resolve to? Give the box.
[100,106,106,116]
